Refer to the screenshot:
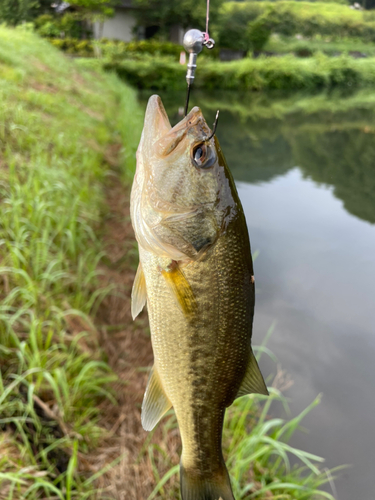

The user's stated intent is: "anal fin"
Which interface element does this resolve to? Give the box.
[236,349,269,399]
[141,366,172,431]
[161,262,197,317]
[131,263,147,320]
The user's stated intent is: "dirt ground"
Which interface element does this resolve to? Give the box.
[87,175,181,500]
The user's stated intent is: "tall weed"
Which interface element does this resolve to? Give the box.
[0,26,142,498]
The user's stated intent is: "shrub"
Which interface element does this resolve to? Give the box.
[103,56,186,90]
[34,12,90,39]
[99,39,218,60]
[34,14,61,37]
[122,40,182,57]
[104,53,375,92]
[214,2,264,51]
[45,37,218,60]
[264,35,375,57]
[247,12,274,53]
[214,1,375,51]
[48,37,95,56]
[294,43,314,57]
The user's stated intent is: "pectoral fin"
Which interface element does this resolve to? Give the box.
[141,366,172,431]
[131,263,147,320]
[236,349,269,399]
[161,263,197,317]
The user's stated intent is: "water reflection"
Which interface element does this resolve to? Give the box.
[294,128,375,224]
[236,171,375,500]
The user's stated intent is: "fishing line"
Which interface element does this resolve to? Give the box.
[204,0,210,42]
[183,0,213,116]
[184,84,192,117]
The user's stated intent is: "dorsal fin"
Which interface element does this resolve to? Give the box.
[131,263,147,320]
[141,366,172,431]
[236,349,269,399]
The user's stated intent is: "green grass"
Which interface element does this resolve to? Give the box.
[265,34,375,56]
[0,25,142,498]
[255,1,364,22]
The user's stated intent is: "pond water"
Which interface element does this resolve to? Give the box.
[138,89,375,500]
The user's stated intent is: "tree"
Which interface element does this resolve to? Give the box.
[214,2,263,52]
[65,0,119,18]
[247,15,273,54]
[132,0,224,39]
[0,0,41,25]
[0,0,118,26]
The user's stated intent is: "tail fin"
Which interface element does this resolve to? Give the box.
[180,461,235,500]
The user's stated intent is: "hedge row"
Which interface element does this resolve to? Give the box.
[215,1,375,50]
[46,38,218,59]
[103,54,375,91]
[48,37,94,56]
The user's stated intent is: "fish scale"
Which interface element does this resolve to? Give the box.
[130,95,268,500]
[140,221,253,485]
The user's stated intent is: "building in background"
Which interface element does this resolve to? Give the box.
[93,0,137,41]
[92,0,184,43]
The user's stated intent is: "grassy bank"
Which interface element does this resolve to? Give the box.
[0,25,142,498]
[103,52,375,91]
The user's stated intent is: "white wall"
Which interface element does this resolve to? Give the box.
[169,24,184,45]
[94,10,137,42]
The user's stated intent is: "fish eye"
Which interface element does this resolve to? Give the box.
[195,146,204,161]
[192,143,216,169]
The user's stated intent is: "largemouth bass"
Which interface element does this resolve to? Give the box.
[130,95,268,500]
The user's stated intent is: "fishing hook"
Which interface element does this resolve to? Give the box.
[205,110,220,142]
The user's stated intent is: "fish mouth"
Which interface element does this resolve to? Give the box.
[184,106,212,139]
[156,106,212,157]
